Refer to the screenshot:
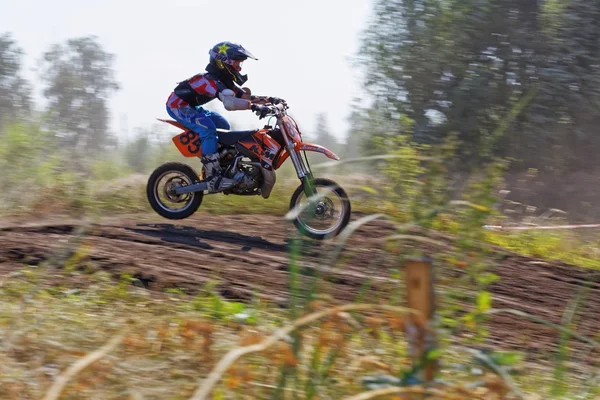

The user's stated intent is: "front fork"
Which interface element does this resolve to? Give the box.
[289,147,316,197]
[301,173,317,197]
[277,117,318,198]
[280,137,316,198]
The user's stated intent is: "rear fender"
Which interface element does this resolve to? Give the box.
[157,118,187,131]
[297,142,340,161]
[172,130,203,157]
[157,118,202,157]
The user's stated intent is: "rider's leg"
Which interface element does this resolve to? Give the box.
[166,105,235,192]
[203,109,231,149]
[205,109,231,130]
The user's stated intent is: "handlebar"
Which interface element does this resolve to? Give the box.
[250,95,286,106]
[250,99,288,119]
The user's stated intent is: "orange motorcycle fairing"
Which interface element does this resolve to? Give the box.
[274,142,340,169]
[172,130,203,157]
[156,118,203,158]
[274,148,290,170]
[297,142,340,160]
[236,129,282,170]
[281,115,302,144]
[157,118,187,131]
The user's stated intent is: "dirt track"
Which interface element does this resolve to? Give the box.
[1,212,599,364]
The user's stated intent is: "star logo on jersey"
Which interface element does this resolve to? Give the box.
[217,43,230,55]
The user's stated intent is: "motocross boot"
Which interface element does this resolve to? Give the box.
[201,153,236,193]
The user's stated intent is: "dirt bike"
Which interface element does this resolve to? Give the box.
[146,98,351,240]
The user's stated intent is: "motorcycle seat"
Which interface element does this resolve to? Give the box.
[217,129,259,146]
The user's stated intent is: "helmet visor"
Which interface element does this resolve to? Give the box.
[236,47,257,60]
[231,60,244,71]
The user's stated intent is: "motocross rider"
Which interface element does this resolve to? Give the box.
[165,41,271,193]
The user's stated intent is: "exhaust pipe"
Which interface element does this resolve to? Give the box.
[174,181,208,194]
[247,162,277,199]
[174,162,276,197]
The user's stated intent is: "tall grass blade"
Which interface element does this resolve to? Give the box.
[327,213,387,266]
[343,386,448,400]
[483,308,598,348]
[460,346,525,399]
[312,154,433,169]
[284,187,336,222]
[42,330,127,400]
[300,213,388,311]
[189,303,416,400]
[551,285,590,398]
[272,238,303,400]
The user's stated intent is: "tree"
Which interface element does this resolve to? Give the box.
[0,33,31,132]
[312,113,339,153]
[40,36,119,152]
[356,0,600,171]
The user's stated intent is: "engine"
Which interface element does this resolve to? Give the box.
[218,147,276,198]
[232,163,262,193]
[221,154,262,195]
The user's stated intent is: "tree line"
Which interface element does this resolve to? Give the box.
[3,0,600,177]
[0,33,119,153]
[351,0,600,174]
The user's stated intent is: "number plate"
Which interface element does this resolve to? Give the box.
[172,130,202,157]
[282,116,301,144]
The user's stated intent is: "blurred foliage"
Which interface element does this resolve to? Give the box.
[0,265,537,399]
[0,122,61,209]
[0,120,342,217]
[40,35,120,154]
[124,133,153,174]
[353,0,600,174]
[0,33,31,132]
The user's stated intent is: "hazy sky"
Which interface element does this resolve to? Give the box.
[2,0,373,142]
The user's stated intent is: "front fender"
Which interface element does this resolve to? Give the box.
[297,142,340,161]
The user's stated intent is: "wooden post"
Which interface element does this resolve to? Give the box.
[404,257,438,382]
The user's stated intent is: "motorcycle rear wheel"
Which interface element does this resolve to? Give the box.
[146,162,203,220]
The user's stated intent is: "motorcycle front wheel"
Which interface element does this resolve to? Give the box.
[289,178,351,240]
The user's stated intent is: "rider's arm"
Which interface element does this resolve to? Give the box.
[219,89,252,111]
[240,87,252,100]
[249,95,270,104]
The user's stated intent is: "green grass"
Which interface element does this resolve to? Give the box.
[485,229,600,270]
[1,263,596,400]
[0,164,379,219]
